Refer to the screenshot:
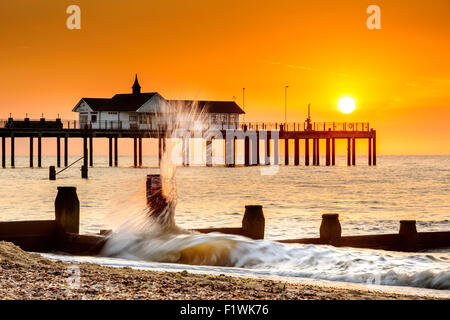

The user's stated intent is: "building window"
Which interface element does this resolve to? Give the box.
[220,114,228,124]
[91,115,97,123]
[129,115,137,122]
[108,112,118,115]
[80,116,88,123]
[229,114,235,125]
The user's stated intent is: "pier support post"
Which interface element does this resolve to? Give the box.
[206,138,213,167]
[1,136,5,168]
[332,138,336,166]
[320,214,341,245]
[133,137,137,167]
[284,139,289,165]
[10,135,15,167]
[245,136,250,166]
[38,135,42,168]
[114,136,118,167]
[256,131,260,165]
[368,138,372,166]
[316,139,320,166]
[64,136,68,167]
[108,137,112,167]
[55,186,80,235]
[182,136,190,166]
[56,137,61,168]
[294,138,299,166]
[49,166,56,180]
[372,131,377,166]
[29,137,33,168]
[89,136,93,167]
[347,138,351,166]
[352,138,356,166]
[138,137,142,167]
[399,220,418,252]
[326,138,331,166]
[265,132,271,165]
[242,205,265,240]
[305,138,310,166]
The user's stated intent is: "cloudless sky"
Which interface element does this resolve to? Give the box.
[0,0,449,155]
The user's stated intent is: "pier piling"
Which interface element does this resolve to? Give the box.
[294,138,299,166]
[56,137,61,168]
[89,136,93,167]
[133,137,137,167]
[326,138,330,166]
[242,205,265,240]
[55,186,80,235]
[352,138,356,166]
[114,136,118,167]
[108,137,112,167]
[38,136,42,167]
[10,135,14,167]
[320,214,342,245]
[368,138,372,166]
[29,137,33,167]
[64,136,68,167]
[332,138,336,166]
[399,220,418,251]
[245,136,250,166]
[49,166,56,180]
[305,138,310,166]
[347,138,351,166]
[138,137,142,167]
[284,139,289,165]
[1,136,5,168]
[372,131,377,166]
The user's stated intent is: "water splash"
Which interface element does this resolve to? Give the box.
[101,102,450,290]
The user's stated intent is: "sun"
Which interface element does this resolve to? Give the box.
[338,97,356,113]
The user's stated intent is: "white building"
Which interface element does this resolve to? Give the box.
[72,76,245,130]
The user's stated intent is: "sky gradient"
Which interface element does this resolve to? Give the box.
[1,0,449,155]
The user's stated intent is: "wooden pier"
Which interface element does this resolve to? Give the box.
[0,119,376,170]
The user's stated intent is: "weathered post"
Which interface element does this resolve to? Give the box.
[320,214,342,245]
[332,138,336,166]
[2,136,5,168]
[305,138,310,166]
[372,130,377,166]
[284,138,289,165]
[55,186,80,234]
[108,137,113,167]
[133,137,137,167]
[242,205,265,240]
[352,138,356,166]
[138,137,142,167]
[326,138,331,166]
[81,165,88,179]
[316,139,320,166]
[49,166,56,180]
[56,136,61,168]
[368,138,372,166]
[294,138,299,166]
[146,174,162,206]
[114,136,118,167]
[256,131,260,165]
[399,220,418,252]
[10,135,14,167]
[38,135,42,168]
[29,137,33,168]
[64,135,68,167]
[245,136,250,166]
[347,138,351,166]
[89,136,93,167]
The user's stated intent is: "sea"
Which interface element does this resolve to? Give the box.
[0,155,449,296]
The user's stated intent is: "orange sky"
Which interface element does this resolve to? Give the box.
[0,0,449,155]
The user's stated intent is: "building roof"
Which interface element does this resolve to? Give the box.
[169,100,245,114]
[80,93,158,112]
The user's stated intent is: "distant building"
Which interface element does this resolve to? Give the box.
[72,76,245,130]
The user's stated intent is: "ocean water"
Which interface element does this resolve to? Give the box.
[1,155,449,291]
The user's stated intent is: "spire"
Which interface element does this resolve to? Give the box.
[132,74,141,94]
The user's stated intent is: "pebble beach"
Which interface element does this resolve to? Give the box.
[0,241,441,300]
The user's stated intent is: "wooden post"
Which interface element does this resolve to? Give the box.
[352,138,356,166]
[245,136,250,166]
[320,214,341,245]
[284,139,289,165]
[305,138,310,166]
[265,132,271,165]
[29,137,33,168]
[242,205,265,240]
[332,138,336,166]
[55,186,80,234]
[1,136,5,168]
[38,135,42,168]
[368,138,372,166]
[49,166,56,180]
[294,138,299,166]
[256,131,260,165]
[89,136,93,167]
[10,135,14,167]
[64,136,68,167]
[326,138,330,166]
[133,137,137,167]
[138,137,142,167]
[82,136,88,179]
[114,136,118,167]
[56,137,61,168]
[399,220,418,252]
[158,137,162,167]
[316,138,320,166]
[347,138,351,166]
[373,131,377,166]
[108,137,113,167]
[206,138,213,167]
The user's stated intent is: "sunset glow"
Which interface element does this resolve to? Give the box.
[338,98,356,114]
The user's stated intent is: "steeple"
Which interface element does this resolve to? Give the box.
[132,74,141,95]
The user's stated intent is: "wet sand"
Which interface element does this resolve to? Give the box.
[0,241,441,300]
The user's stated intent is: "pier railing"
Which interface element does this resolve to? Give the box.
[1,118,371,132]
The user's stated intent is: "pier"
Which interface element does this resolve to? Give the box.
[0,118,376,170]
